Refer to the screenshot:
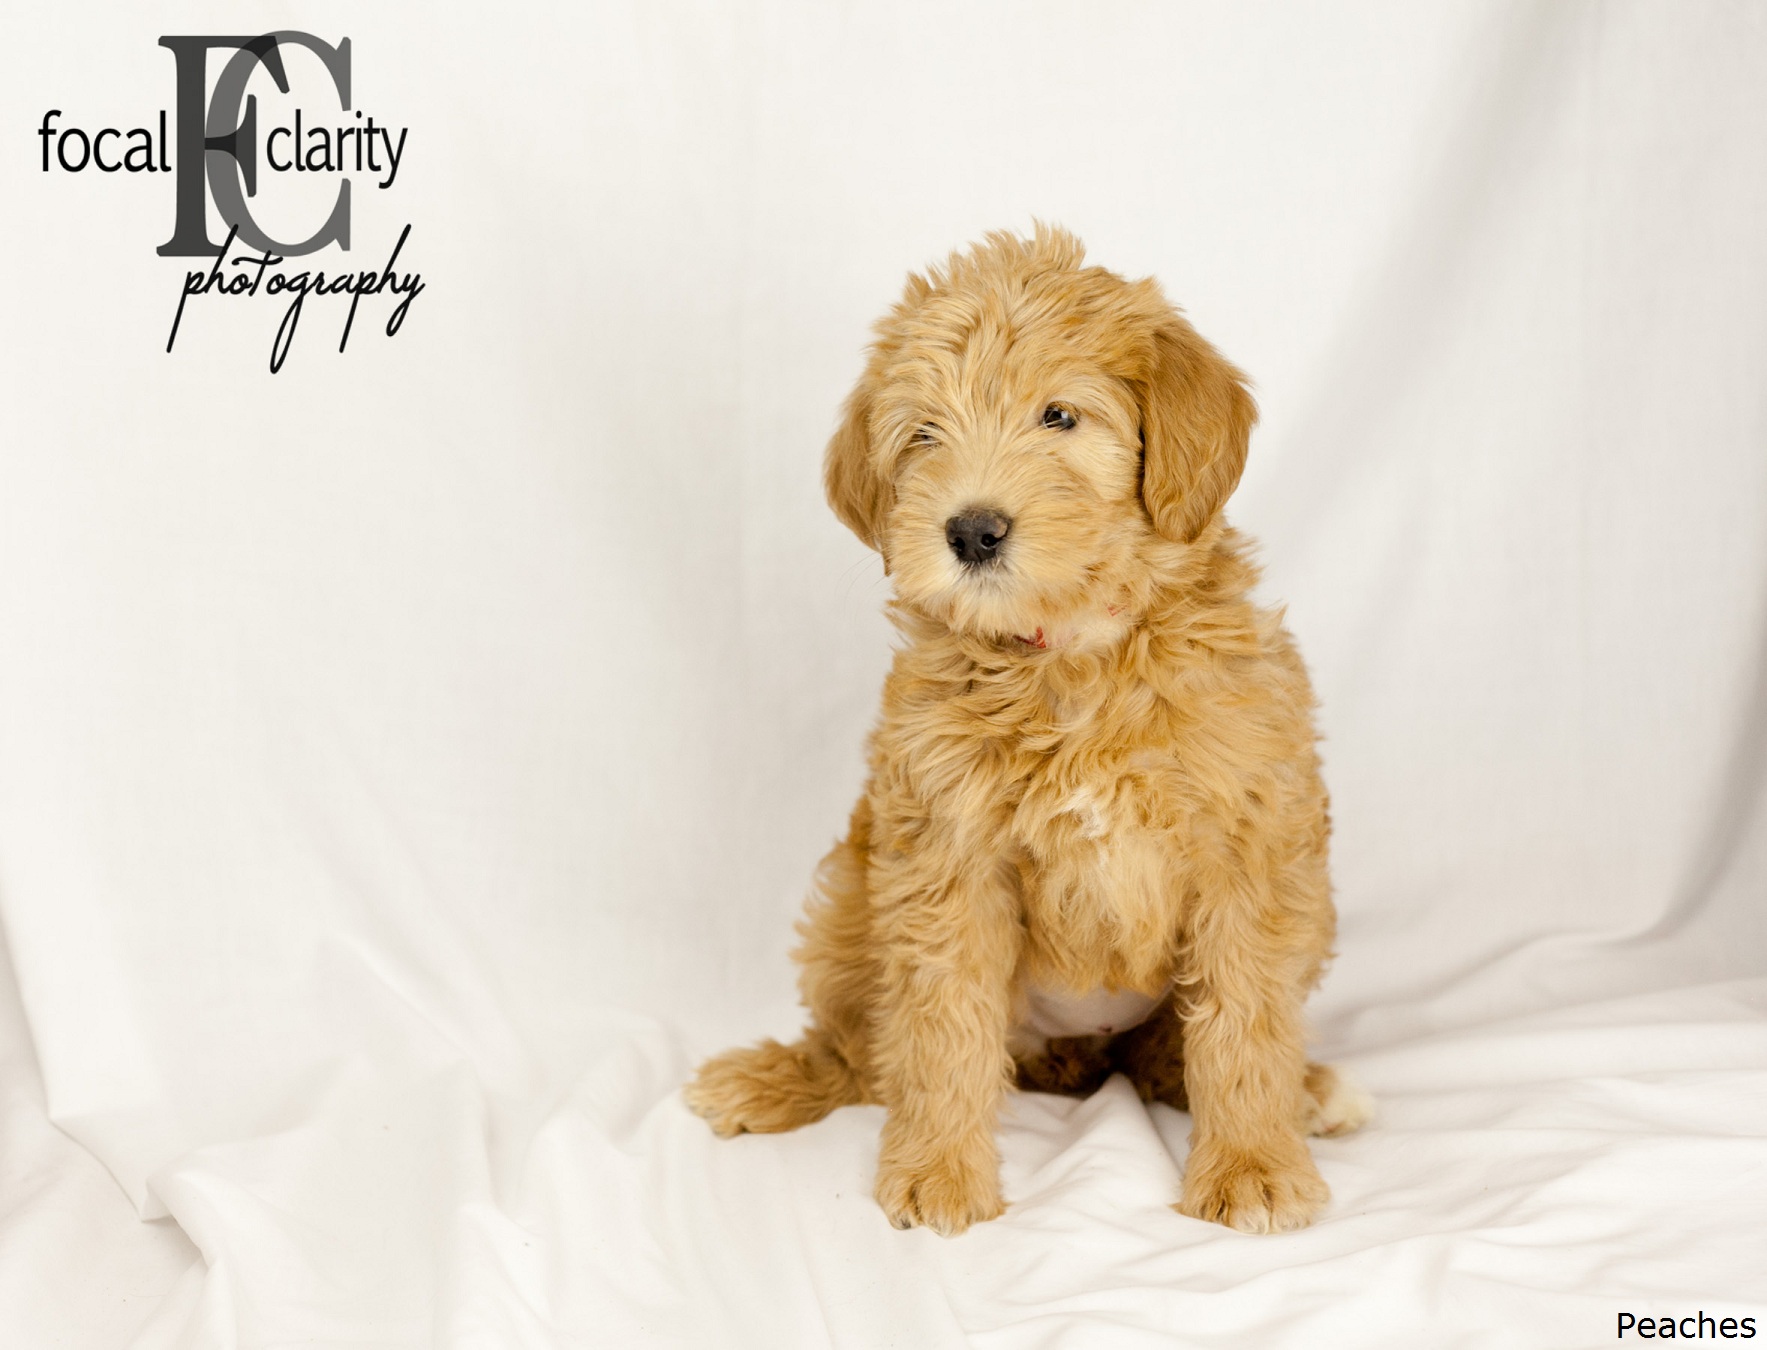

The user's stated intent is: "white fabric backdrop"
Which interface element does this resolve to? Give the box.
[2,3,1764,1346]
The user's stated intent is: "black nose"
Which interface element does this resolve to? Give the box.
[945,510,1012,566]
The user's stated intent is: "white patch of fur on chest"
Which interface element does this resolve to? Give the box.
[1042,750,1172,839]
[1020,978,1169,1040]
[1058,785,1110,839]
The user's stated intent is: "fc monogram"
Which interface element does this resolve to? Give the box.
[157,32,354,258]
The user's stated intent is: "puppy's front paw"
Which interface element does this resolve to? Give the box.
[1178,1139,1328,1234]
[874,1139,1003,1236]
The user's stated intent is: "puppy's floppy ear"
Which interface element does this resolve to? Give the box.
[825,270,936,560]
[1137,313,1257,544]
[823,373,890,557]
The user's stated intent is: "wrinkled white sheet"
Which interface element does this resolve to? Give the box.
[2,3,1764,1346]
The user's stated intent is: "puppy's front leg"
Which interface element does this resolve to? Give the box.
[868,845,1019,1236]
[1177,882,1330,1234]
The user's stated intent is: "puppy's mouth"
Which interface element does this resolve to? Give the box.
[886,503,1129,650]
[932,559,1129,654]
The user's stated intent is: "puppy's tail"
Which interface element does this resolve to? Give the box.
[685,1034,867,1137]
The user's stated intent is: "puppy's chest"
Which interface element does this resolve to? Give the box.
[1006,721,1199,997]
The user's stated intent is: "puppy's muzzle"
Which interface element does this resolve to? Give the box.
[946,510,1012,567]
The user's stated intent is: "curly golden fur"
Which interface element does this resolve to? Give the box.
[686,226,1370,1236]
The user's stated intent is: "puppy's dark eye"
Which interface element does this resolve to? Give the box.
[909,422,938,449]
[1042,404,1077,431]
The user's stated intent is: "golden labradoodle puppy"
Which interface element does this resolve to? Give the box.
[687,226,1370,1236]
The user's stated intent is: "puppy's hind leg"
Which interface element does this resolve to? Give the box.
[1302,1061,1374,1138]
[1110,996,1189,1110]
[685,1033,864,1137]
[1015,1034,1115,1098]
[1110,1005,1374,1139]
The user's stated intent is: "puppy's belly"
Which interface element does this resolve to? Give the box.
[1019,979,1169,1041]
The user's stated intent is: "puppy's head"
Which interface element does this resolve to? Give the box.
[826,226,1255,647]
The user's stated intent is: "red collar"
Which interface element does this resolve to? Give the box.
[1013,605,1122,651]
